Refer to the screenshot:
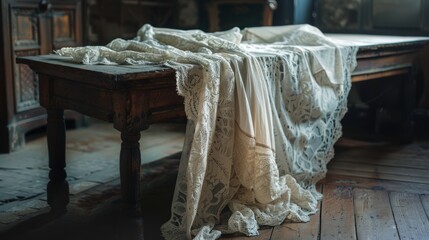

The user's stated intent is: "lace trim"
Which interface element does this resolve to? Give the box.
[55,24,358,240]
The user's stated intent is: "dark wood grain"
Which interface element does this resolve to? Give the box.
[120,131,142,214]
[1,0,83,153]
[46,108,68,216]
[16,53,184,214]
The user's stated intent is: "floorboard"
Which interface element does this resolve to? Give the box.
[271,213,321,240]
[221,228,273,240]
[390,192,429,240]
[322,174,429,195]
[421,194,429,218]
[334,153,429,169]
[353,188,399,240]
[327,167,429,184]
[270,186,322,240]
[2,123,429,240]
[320,185,356,240]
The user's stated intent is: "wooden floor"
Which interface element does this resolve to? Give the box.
[1,122,429,240]
[221,138,429,240]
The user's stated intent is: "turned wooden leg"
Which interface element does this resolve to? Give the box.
[120,131,142,214]
[46,109,69,215]
[399,71,417,143]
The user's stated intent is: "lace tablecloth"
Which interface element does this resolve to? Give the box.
[56,24,358,240]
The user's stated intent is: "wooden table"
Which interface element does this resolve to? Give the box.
[328,34,429,141]
[15,57,184,214]
[16,35,429,214]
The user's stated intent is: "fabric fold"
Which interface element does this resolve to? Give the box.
[56,24,358,240]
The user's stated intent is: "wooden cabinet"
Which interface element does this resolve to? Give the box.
[207,0,277,32]
[94,0,176,42]
[0,0,83,153]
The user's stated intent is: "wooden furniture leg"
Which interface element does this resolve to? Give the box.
[46,109,69,215]
[399,70,417,143]
[120,131,142,214]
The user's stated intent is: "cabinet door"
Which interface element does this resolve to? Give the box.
[51,0,82,50]
[10,0,82,114]
[2,0,83,152]
[10,1,48,113]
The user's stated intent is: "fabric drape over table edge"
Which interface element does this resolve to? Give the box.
[55,24,358,240]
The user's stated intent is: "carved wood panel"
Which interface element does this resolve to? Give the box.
[11,4,42,113]
[11,7,40,48]
[54,10,73,39]
[1,0,83,152]
[52,2,81,49]
[14,50,40,112]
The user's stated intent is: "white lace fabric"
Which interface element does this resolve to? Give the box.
[56,24,358,240]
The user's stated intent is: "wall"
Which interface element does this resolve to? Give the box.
[88,0,317,44]
[315,0,429,36]
[273,0,314,26]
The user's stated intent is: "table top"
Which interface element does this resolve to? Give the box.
[17,33,429,86]
[327,34,429,49]
[17,55,174,81]
[16,55,176,89]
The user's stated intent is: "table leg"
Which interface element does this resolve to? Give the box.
[399,70,417,143]
[46,109,69,215]
[120,131,142,214]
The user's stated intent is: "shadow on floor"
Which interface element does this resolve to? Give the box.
[0,167,178,240]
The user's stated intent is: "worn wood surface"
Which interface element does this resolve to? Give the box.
[321,174,429,195]
[390,192,429,240]
[353,189,399,240]
[320,185,356,240]
[16,54,185,214]
[330,140,429,184]
[1,121,429,239]
[222,228,273,240]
